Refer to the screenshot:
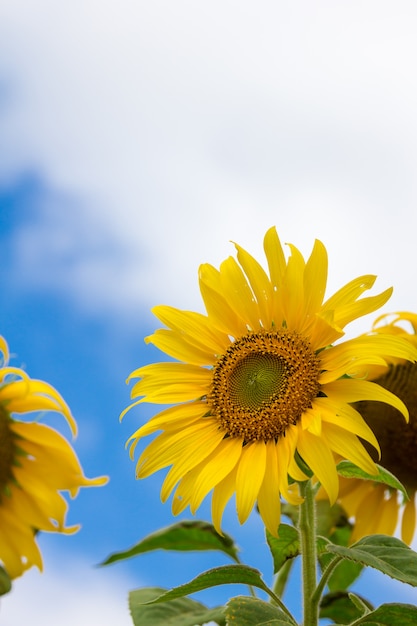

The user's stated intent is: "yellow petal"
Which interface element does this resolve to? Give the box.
[402,497,416,545]
[235,442,266,524]
[321,422,378,475]
[151,305,230,354]
[190,437,243,513]
[146,329,217,365]
[257,440,281,536]
[199,263,248,336]
[212,467,238,535]
[160,428,225,501]
[296,429,339,504]
[302,239,328,321]
[234,243,274,327]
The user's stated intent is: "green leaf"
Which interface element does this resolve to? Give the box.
[349,603,417,625]
[315,500,351,538]
[319,591,373,625]
[266,524,300,574]
[336,461,409,502]
[316,505,364,592]
[0,566,11,596]
[326,535,417,586]
[225,596,296,626]
[100,520,239,566]
[141,565,279,605]
[326,557,364,593]
[129,587,225,626]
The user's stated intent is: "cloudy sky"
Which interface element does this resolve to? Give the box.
[1,1,417,623]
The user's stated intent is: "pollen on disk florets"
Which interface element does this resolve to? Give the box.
[0,405,16,495]
[208,329,321,442]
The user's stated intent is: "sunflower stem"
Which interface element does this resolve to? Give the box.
[298,479,318,626]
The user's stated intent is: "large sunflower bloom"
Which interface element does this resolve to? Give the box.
[123,228,417,536]
[0,336,108,579]
[338,312,417,545]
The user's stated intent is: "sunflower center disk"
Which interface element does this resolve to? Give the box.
[0,405,16,494]
[358,361,417,490]
[208,330,321,442]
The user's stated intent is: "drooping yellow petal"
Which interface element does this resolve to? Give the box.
[402,498,416,545]
[134,419,220,477]
[257,440,282,536]
[189,437,243,513]
[321,422,378,475]
[160,428,225,502]
[235,442,267,524]
[212,466,238,534]
[313,397,380,454]
[297,429,339,504]
[324,378,409,421]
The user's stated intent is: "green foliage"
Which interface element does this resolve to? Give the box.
[0,566,11,596]
[348,603,417,625]
[316,504,363,592]
[100,520,240,566]
[326,535,417,586]
[319,591,373,624]
[129,587,225,626]
[140,564,280,605]
[336,461,409,501]
[225,595,297,625]
[266,524,300,573]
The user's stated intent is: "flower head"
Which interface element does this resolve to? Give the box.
[338,312,417,544]
[0,336,108,579]
[123,228,417,536]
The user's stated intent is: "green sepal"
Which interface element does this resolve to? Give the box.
[100,520,240,566]
[225,596,297,626]
[319,591,373,624]
[326,534,417,586]
[336,461,409,502]
[266,524,300,574]
[129,587,225,626]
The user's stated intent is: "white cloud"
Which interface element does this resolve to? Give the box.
[1,549,136,626]
[0,1,416,318]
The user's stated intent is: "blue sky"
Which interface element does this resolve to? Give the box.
[1,1,417,623]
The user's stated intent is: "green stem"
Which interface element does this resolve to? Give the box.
[298,480,319,626]
[272,558,294,599]
[311,555,343,608]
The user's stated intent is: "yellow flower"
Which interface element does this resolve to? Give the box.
[0,336,108,579]
[122,228,417,536]
[338,312,417,545]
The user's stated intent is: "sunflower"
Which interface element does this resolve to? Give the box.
[337,312,417,545]
[0,336,108,579]
[122,228,417,536]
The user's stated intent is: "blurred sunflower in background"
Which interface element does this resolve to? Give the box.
[123,228,417,536]
[338,312,417,545]
[0,336,107,581]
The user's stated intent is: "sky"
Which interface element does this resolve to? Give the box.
[1,1,417,623]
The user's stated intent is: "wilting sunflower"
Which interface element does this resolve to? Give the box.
[122,228,417,536]
[338,312,417,545]
[0,336,108,579]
